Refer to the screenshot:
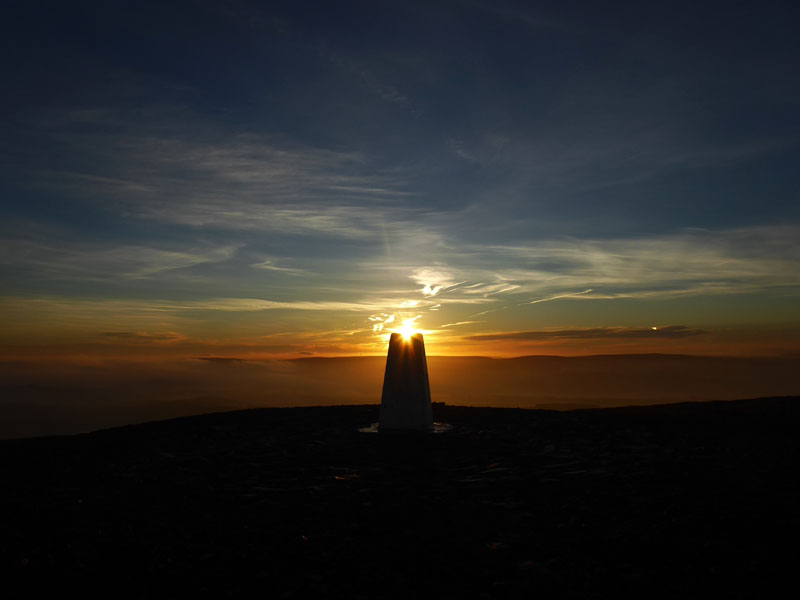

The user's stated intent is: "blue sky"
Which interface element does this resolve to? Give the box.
[1,0,799,357]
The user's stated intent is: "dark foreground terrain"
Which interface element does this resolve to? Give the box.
[2,398,799,599]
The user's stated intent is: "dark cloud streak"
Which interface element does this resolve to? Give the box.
[465,326,708,342]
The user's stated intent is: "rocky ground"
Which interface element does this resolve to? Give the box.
[2,397,799,598]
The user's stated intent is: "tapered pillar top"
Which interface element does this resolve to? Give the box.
[378,332,433,431]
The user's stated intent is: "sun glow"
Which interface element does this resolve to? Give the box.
[397,318,420,340]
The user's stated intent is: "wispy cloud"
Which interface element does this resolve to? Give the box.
[465,326,708,342]
[446,135,509,166]
[350,225,800,337]
[22,109,422,238]
[439,320,485,328]
[0,296,457,316]
[467,1,558,30]
[99,331,187,343]
[166,298,404,313]
[326,51,412,106]
[528,289,594,304]
[410,266,461,297]
[0,238,238,280]
[440,102,788,201]
[469,225,800,300]
[250,259,307,276]
[368,312,396,333]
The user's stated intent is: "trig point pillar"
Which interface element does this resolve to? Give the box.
[379,332,433,431]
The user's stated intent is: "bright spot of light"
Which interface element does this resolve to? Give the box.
[399,323,415,339]
[394,317,421,341]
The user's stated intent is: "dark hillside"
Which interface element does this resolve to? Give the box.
[2,398,799,598]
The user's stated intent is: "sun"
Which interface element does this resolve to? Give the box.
[397,318,419,340]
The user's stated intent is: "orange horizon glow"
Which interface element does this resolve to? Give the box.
[2,327,800,364]
[4,286,800,363]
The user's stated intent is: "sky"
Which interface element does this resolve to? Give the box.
[2,0,799,360]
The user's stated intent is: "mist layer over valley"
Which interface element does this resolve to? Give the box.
[2,354,799,439]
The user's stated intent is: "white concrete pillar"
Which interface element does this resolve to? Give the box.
[378,332,433,431]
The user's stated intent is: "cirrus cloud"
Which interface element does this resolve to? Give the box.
[465,325,708,342]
